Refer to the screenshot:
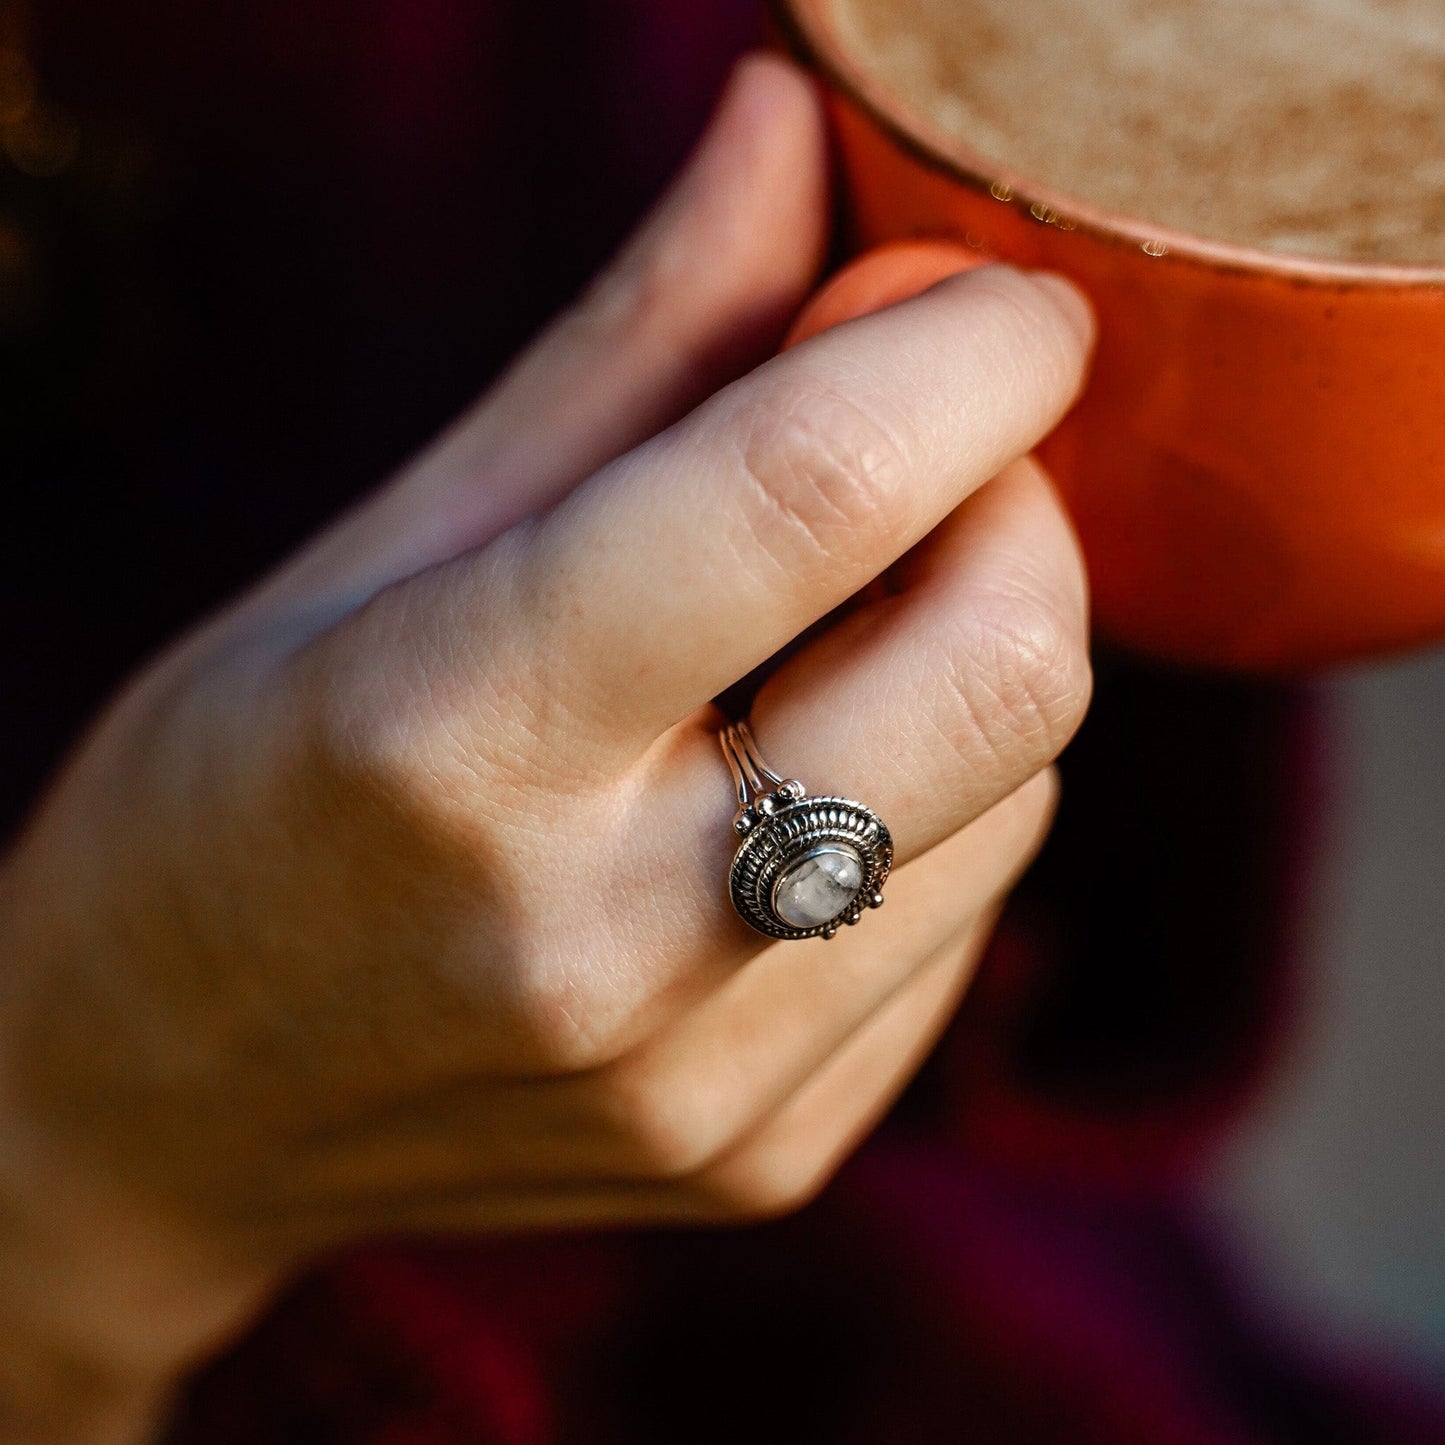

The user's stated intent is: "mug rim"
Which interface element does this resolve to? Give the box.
[772,0,1445,291]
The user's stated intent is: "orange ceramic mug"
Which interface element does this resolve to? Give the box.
[774,0,1445,672]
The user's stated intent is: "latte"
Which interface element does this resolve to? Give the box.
[829,0,1445,264]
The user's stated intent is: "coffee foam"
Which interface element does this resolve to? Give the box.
[828,0,1445,265]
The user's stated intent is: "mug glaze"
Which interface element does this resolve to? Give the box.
[776,0,1445,672]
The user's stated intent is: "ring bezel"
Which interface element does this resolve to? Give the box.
[728,793,893,940]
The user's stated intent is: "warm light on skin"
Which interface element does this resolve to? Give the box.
[0,55,1092,1444]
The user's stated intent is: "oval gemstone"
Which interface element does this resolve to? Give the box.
[772,845,864,929]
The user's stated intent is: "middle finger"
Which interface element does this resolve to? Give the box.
[498,263,1093,748]
[562,454,1087,1061]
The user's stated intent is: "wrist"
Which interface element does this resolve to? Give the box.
[0,1323,168,1445]
[0,1135,280,1445]
[0,887,279,1445]
[0,1122,277,1445]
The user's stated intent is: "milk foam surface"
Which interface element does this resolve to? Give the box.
[829,0,1445,264]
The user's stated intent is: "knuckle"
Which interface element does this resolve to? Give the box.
[943,580,1092,772]
[288,644,420,803]
[603,1065,732,1180]
[288,588,569,841]
[300,662,477,833]
[498,954,613,1073]
[696,1143,836,1223]
[449,931,643,1077]
[732,380,912,574]
[286,592,475,802]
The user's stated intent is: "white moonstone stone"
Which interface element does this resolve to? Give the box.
[773,846,864,929]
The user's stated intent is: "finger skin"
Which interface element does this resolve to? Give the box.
[264,459,1088,1090]
[435,262,1094,749]
[254,771,1055,1213]
[684,916,989,1221]
[584,767,1057,1182]
[750,456,1090,857]
[352,919,991,1236]
[279,268,1093,1077]
[0,55,1101,1431]
[537,457,1087,1057]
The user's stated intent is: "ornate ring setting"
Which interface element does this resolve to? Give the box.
[720,721,893,941]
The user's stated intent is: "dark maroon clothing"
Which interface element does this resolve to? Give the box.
[7,2,1440,1441]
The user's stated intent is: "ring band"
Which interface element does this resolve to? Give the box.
[720,721,893,941]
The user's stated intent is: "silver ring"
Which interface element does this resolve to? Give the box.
[721,721,893,941]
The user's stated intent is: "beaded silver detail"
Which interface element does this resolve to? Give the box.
[721,722,892,941]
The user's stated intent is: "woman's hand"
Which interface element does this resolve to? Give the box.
[0,56,1093,1444]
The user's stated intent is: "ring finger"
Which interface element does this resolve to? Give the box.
[276,774,1047,1221]
[746,454,1089,865]
[581,768,1054,1182]
[598,454,1087,1048]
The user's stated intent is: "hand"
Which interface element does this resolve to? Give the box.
[0,56,1093,1443]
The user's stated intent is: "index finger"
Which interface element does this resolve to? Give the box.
[510,263,1092,743]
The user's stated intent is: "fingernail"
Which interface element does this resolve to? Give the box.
[1024,271,1096,350]
[679,53,782,193]
[713,52,784,131]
